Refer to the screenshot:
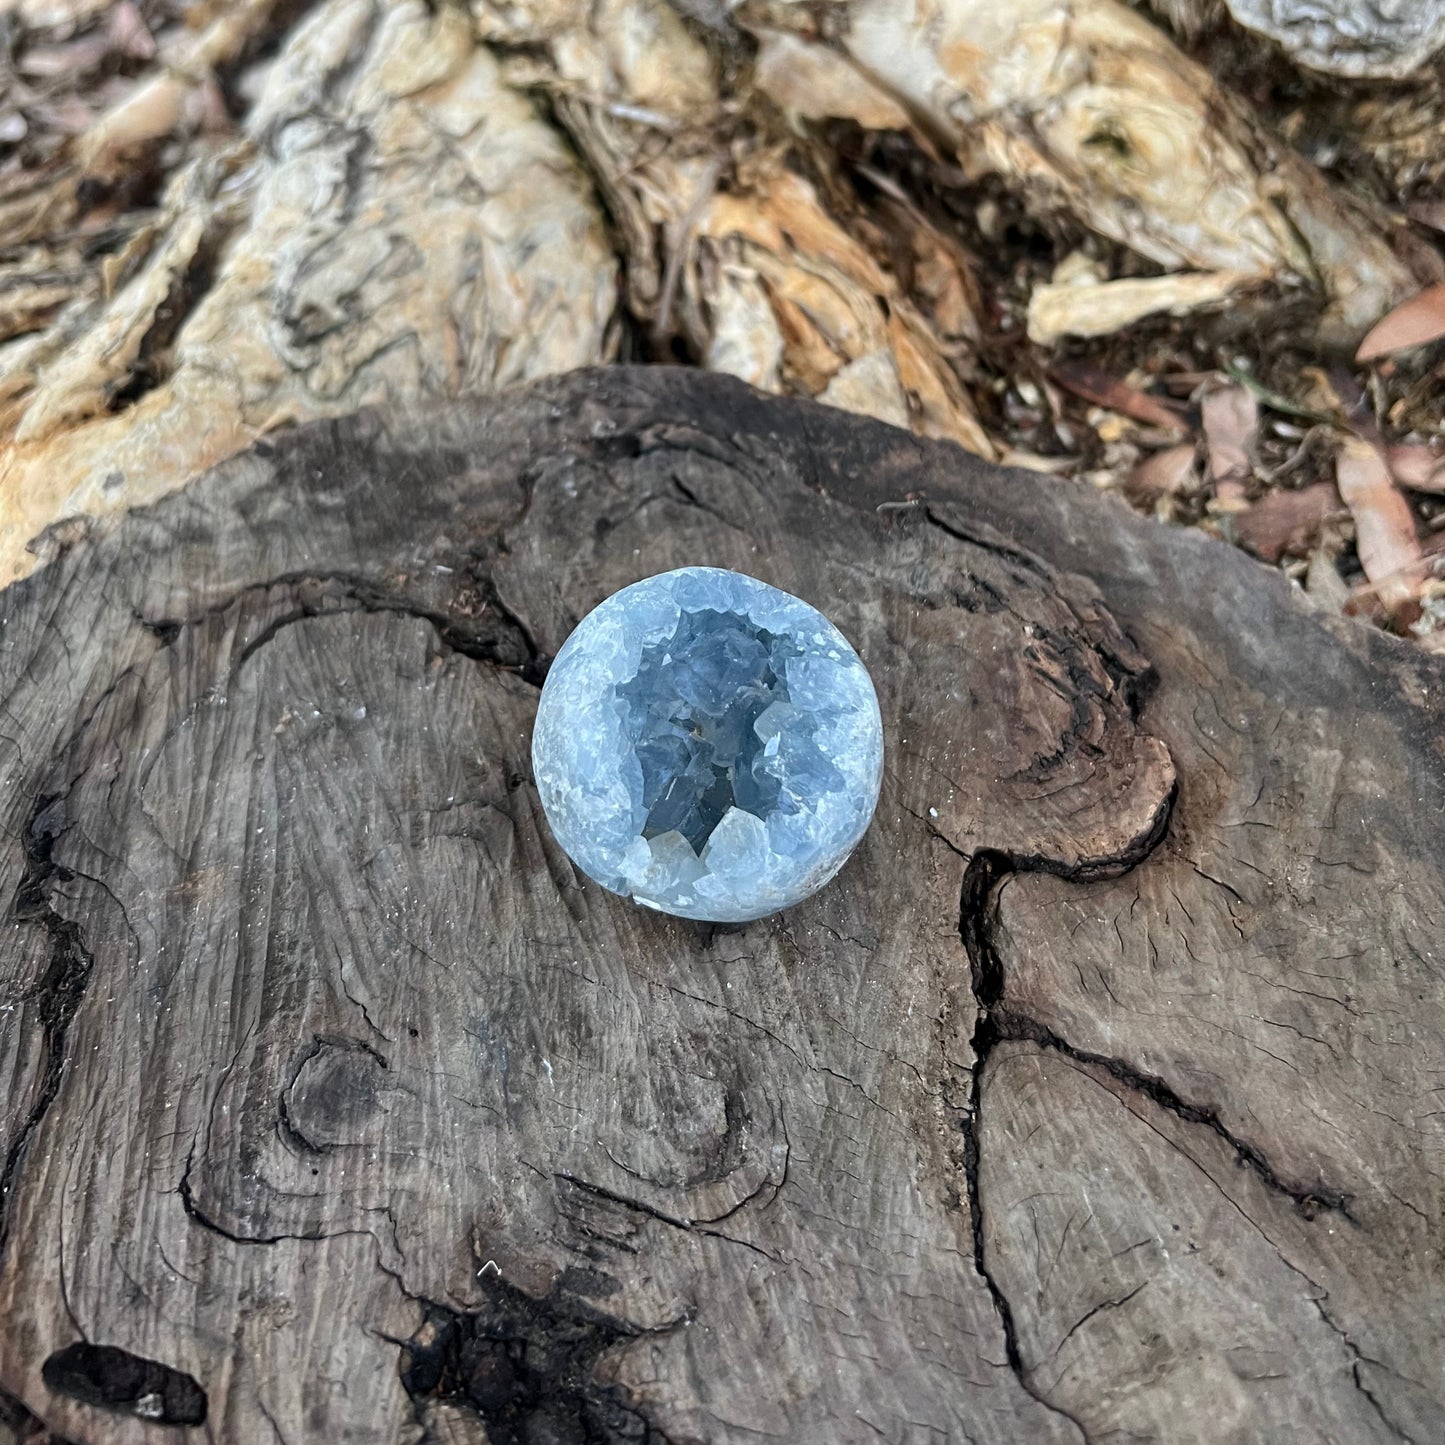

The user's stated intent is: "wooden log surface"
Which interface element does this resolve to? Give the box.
[0,366,1441,1444]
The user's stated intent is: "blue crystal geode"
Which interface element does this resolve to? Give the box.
[532,568,884,922]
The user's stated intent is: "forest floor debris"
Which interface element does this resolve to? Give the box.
[0,0,1440,643]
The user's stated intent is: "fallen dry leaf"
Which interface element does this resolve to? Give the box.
[16,31,118,78]
[1234,482,1339,563]
[1128,443,1198,497]
[1335,435,1425,613]
[109,2,156,62]
[1357,281,1445,362]
[1202,383,1257,507]
[1386,444,1445,495]
[1408,200,1445,234]
[1305,548,1351,613]
[1050,360,1187,431]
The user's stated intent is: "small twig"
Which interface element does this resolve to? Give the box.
[1224,361,1338,428]
[605,102,681,132]
[653,154,724,343]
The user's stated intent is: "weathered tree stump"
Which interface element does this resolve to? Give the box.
[0,367,1441,1445]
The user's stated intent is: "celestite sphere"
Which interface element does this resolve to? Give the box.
[532,567,884,923]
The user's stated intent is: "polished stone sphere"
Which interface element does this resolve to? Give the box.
[532,567,884,922]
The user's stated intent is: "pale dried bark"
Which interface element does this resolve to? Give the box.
[477,0,997,455]
[744,0,1413,340]
[1027,270,1250,345]
[687,168,994,455]
[0,0,618,585]
[0,0,112,21]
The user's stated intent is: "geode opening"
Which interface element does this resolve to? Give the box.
[532,568,884,923]
[618,608,843,857]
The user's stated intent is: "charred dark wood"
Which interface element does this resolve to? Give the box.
[0,368,1440,1444]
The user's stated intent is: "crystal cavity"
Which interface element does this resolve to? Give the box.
[532,568,884,922]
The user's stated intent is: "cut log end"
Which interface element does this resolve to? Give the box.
[0,368,1441,1444]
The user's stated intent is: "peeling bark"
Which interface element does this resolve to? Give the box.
[1149,0,1445,78]
[0,0,619,586]
[2,0,1427,591]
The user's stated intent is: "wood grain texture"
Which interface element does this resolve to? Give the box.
[0,366,1440,1444]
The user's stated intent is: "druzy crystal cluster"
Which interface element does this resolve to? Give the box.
[532,568,883,922]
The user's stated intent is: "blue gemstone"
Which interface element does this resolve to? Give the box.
[532,568,884,922]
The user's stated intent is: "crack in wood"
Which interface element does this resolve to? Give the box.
[1308,1294,1420,1445]
[0,795,97,1264]
[556,1170,785,1261]
[0,1378,83,1445]
[173,1149,688,1437]
[957,848,1101,1445]
[140,569,548,686]
[962,843,1356,1223]
[954,817,1361,1443]
[174,1141,392,1249]
[399,1272,681,1445]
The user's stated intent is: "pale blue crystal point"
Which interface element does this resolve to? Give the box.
[532,568,884,923]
